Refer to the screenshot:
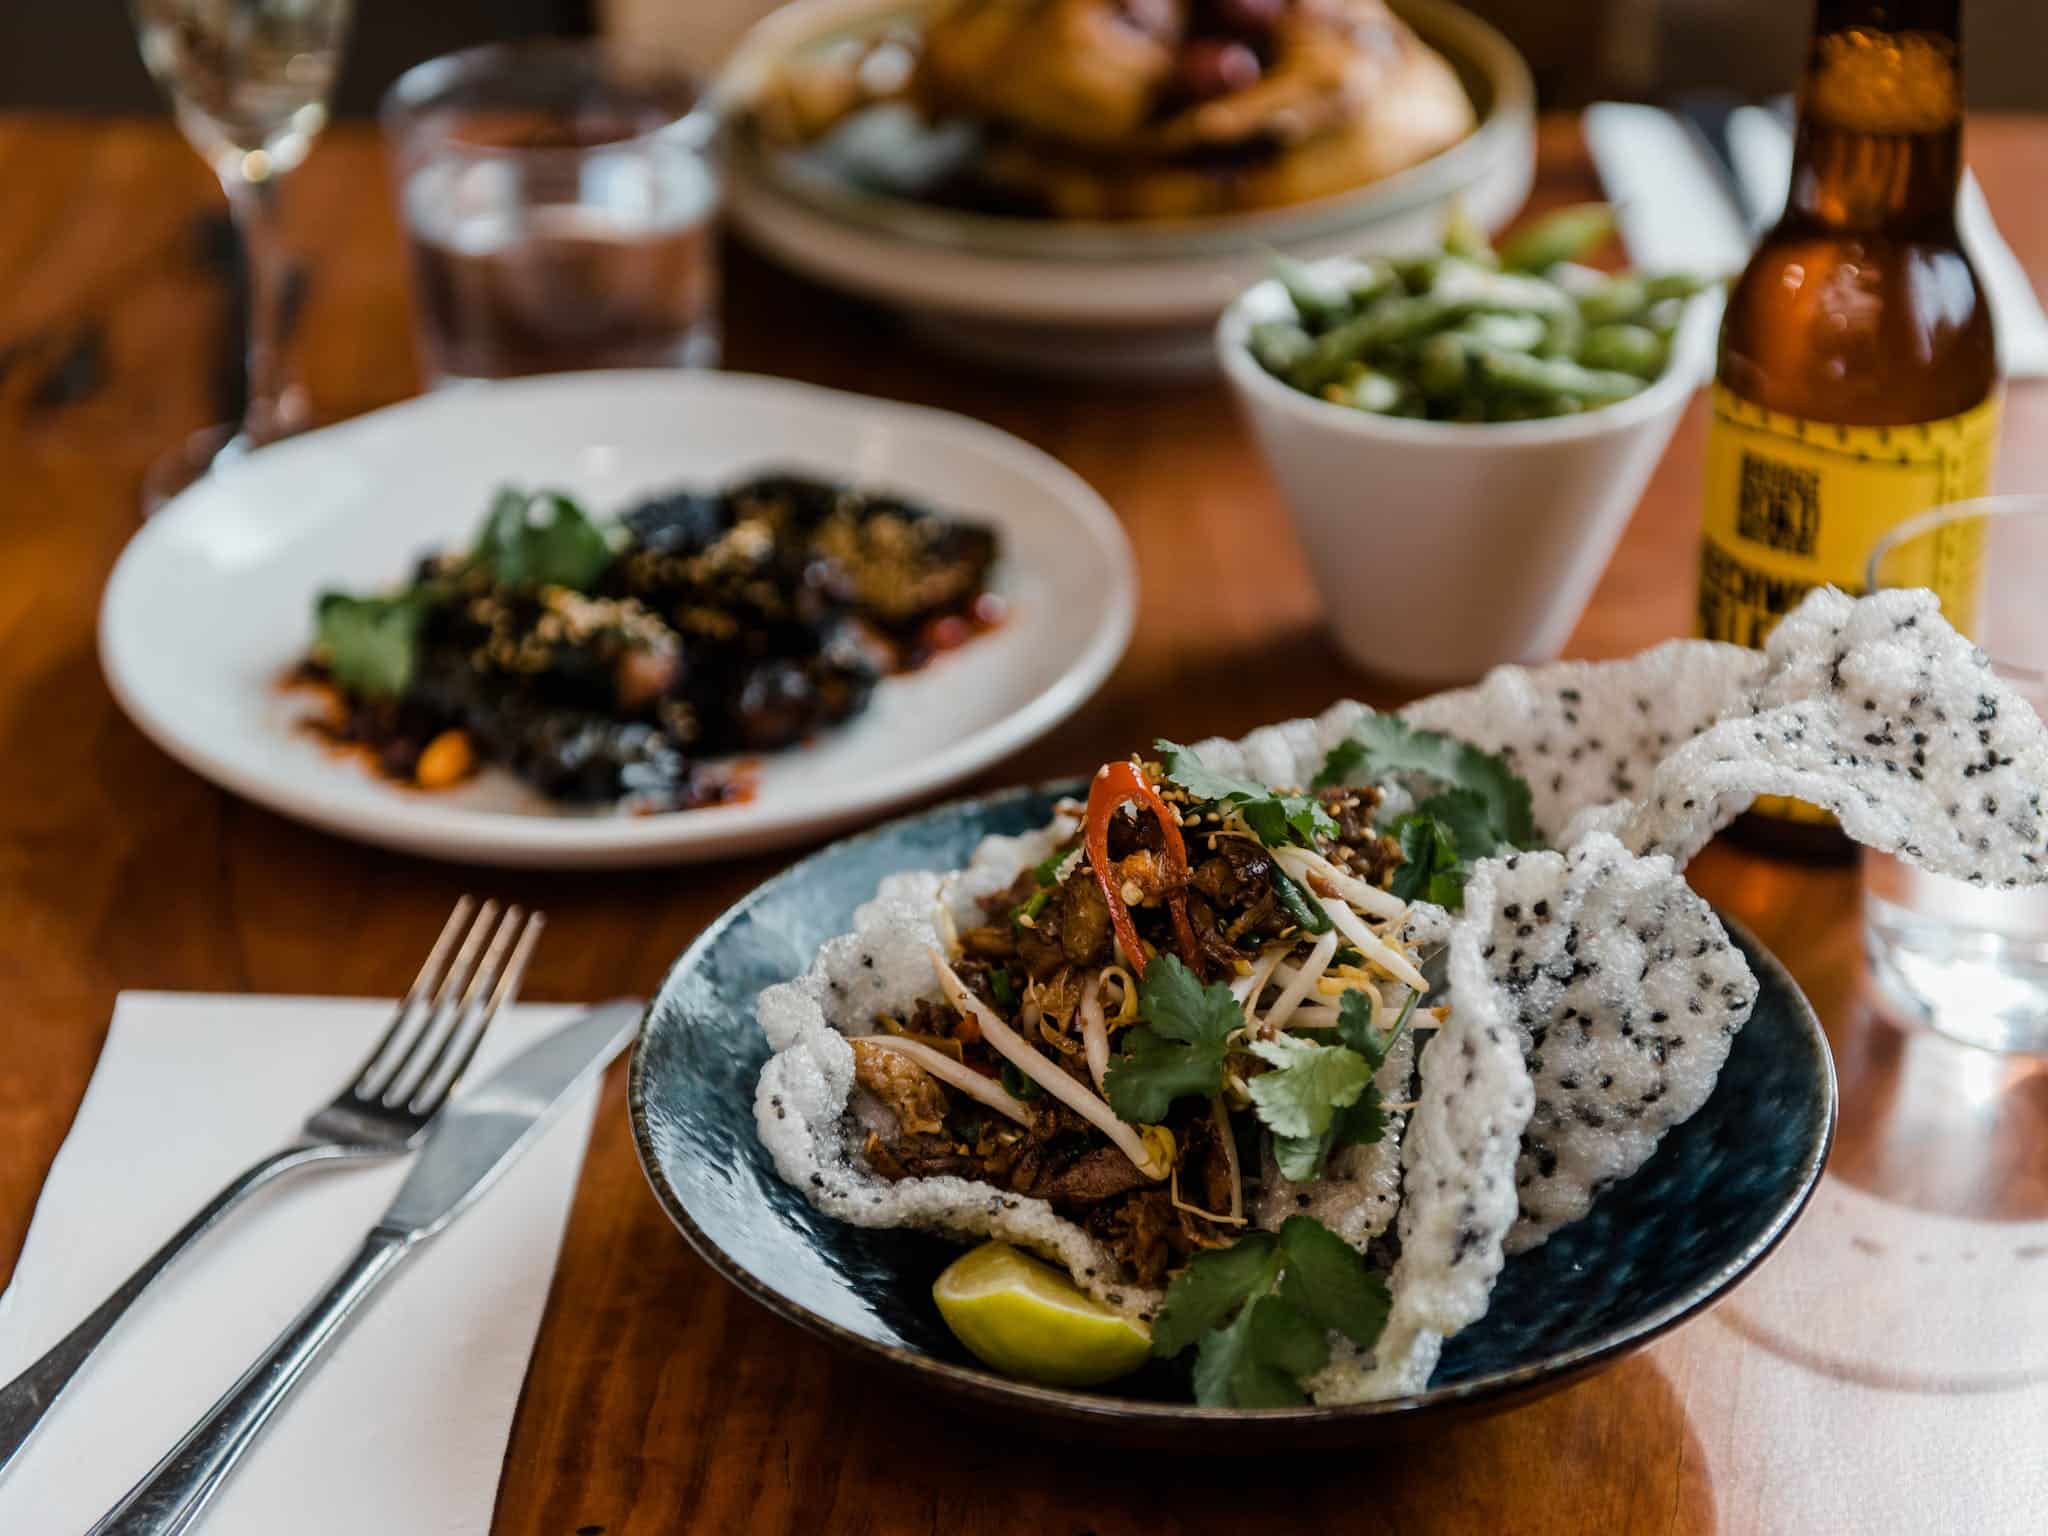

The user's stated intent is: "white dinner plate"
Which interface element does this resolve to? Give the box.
[99,371,1135,868]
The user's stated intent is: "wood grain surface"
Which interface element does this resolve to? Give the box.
[3,114,2046,1534]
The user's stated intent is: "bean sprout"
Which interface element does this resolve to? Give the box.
[1080,972,1110,1091]
[931,949,1170,1179]
[855,1035,1033,1127]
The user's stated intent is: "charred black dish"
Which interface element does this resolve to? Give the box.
[301,472,1001,810]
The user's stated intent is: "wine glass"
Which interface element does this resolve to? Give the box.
[131,0,355,509]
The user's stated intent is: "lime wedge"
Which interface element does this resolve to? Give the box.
[932,1241,1152,1388]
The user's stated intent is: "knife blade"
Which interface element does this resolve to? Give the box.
[377,998,640,1241]
[1672,91,1771,237]
[90,998,643,1536]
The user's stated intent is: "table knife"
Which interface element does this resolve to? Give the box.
[1671,91,1771,237]
[87,998,643,1536]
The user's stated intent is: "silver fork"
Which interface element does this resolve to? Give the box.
[0,896,544,1477]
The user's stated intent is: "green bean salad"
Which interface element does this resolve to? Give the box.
[1247,205,1713,423]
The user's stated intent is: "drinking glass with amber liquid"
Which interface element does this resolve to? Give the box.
[1695,0,2000,857]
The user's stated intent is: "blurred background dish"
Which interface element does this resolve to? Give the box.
[715,0,1536,374]
[97,371,1137,868]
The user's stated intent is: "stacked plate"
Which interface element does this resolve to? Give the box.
[719,0,1536,374]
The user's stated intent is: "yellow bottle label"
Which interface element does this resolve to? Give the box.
[1696,383,2002,824]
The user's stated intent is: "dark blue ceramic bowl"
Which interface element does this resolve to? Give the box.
[629,784,1836,1449]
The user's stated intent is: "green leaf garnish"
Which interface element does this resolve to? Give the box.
[1245,1034,1375,1140]
[1266,991,1412,1181]
[1193,1295,1328,1408]
[1275,1214,1393,1348]
[1150,1232,1279,1357]
[313,590,430,700]
[1101,955,1239,1124]
[1154,1215,1388,1407]
[472,486,616,591]
[1318,715,1539,910]
[1387,810,1468,908]
[1155,740,1337,849]
[1387,787,1525,909]
[1309,736,1366,790]
[998,1060,1043,1102]
[1341,715,1537,848]
[1338,987,1414,1068]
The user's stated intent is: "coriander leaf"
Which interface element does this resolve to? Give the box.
[1241,797,1339,850]
[1249,1294,1332,1380]
[314,590,428,700]
[1349,715,1537,848]
[1246,1035,1374,1140]
[1330,1087,1388,1152]
[1268,993,1415,1179]
[1153,739,1272,806]
[1191,1302,1273,1406]
[1192,1296,1327,1408]
[1272,1130,1338,1183]
[1334,988,1413,1068]
[1311,736,1368,790]
[472,487,616,591]
[1154,740,1338,849]
[1102,1029,1223,1124]
[1271,1077,1387,1182]
[1275,1104,1382,1184]
[1388,813,1463,906]
[1277,1215,1393,1349]
[1101,955,1240,1123]
[1151,1232,1279,1358]
[1414,787,1498,861]
[1139,954,1243,1047]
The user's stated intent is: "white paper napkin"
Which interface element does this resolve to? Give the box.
[0,994,603,1533]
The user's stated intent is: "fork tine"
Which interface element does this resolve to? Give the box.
[344,896,476,1097]
[382,903,523,1106]
[407,911,546,1114]
[357,898,499,1102]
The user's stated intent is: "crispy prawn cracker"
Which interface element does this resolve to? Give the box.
[1317,892,1533,1401]
[1582,588,2048,881]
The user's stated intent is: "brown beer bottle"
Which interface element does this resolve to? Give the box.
[1696,0,2000,857]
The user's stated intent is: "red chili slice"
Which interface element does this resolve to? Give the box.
[1084,760,1199,972]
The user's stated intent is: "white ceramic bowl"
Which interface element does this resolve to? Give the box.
[1218,274,1715,685]
[717,0,1535,376]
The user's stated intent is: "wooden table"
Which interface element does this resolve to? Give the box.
[4,113,2047,1534]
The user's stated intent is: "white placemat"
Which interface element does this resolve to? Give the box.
[0,994,602,1533]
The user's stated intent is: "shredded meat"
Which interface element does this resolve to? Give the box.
[1036,1145,1154,1206]
[849,1039,950,1136]
[1087,1189,1176,1287]
[1191,838,1273,905]
[958,923,1017,960]
[1184,892,1247,974]
[1057,874,1113,965]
